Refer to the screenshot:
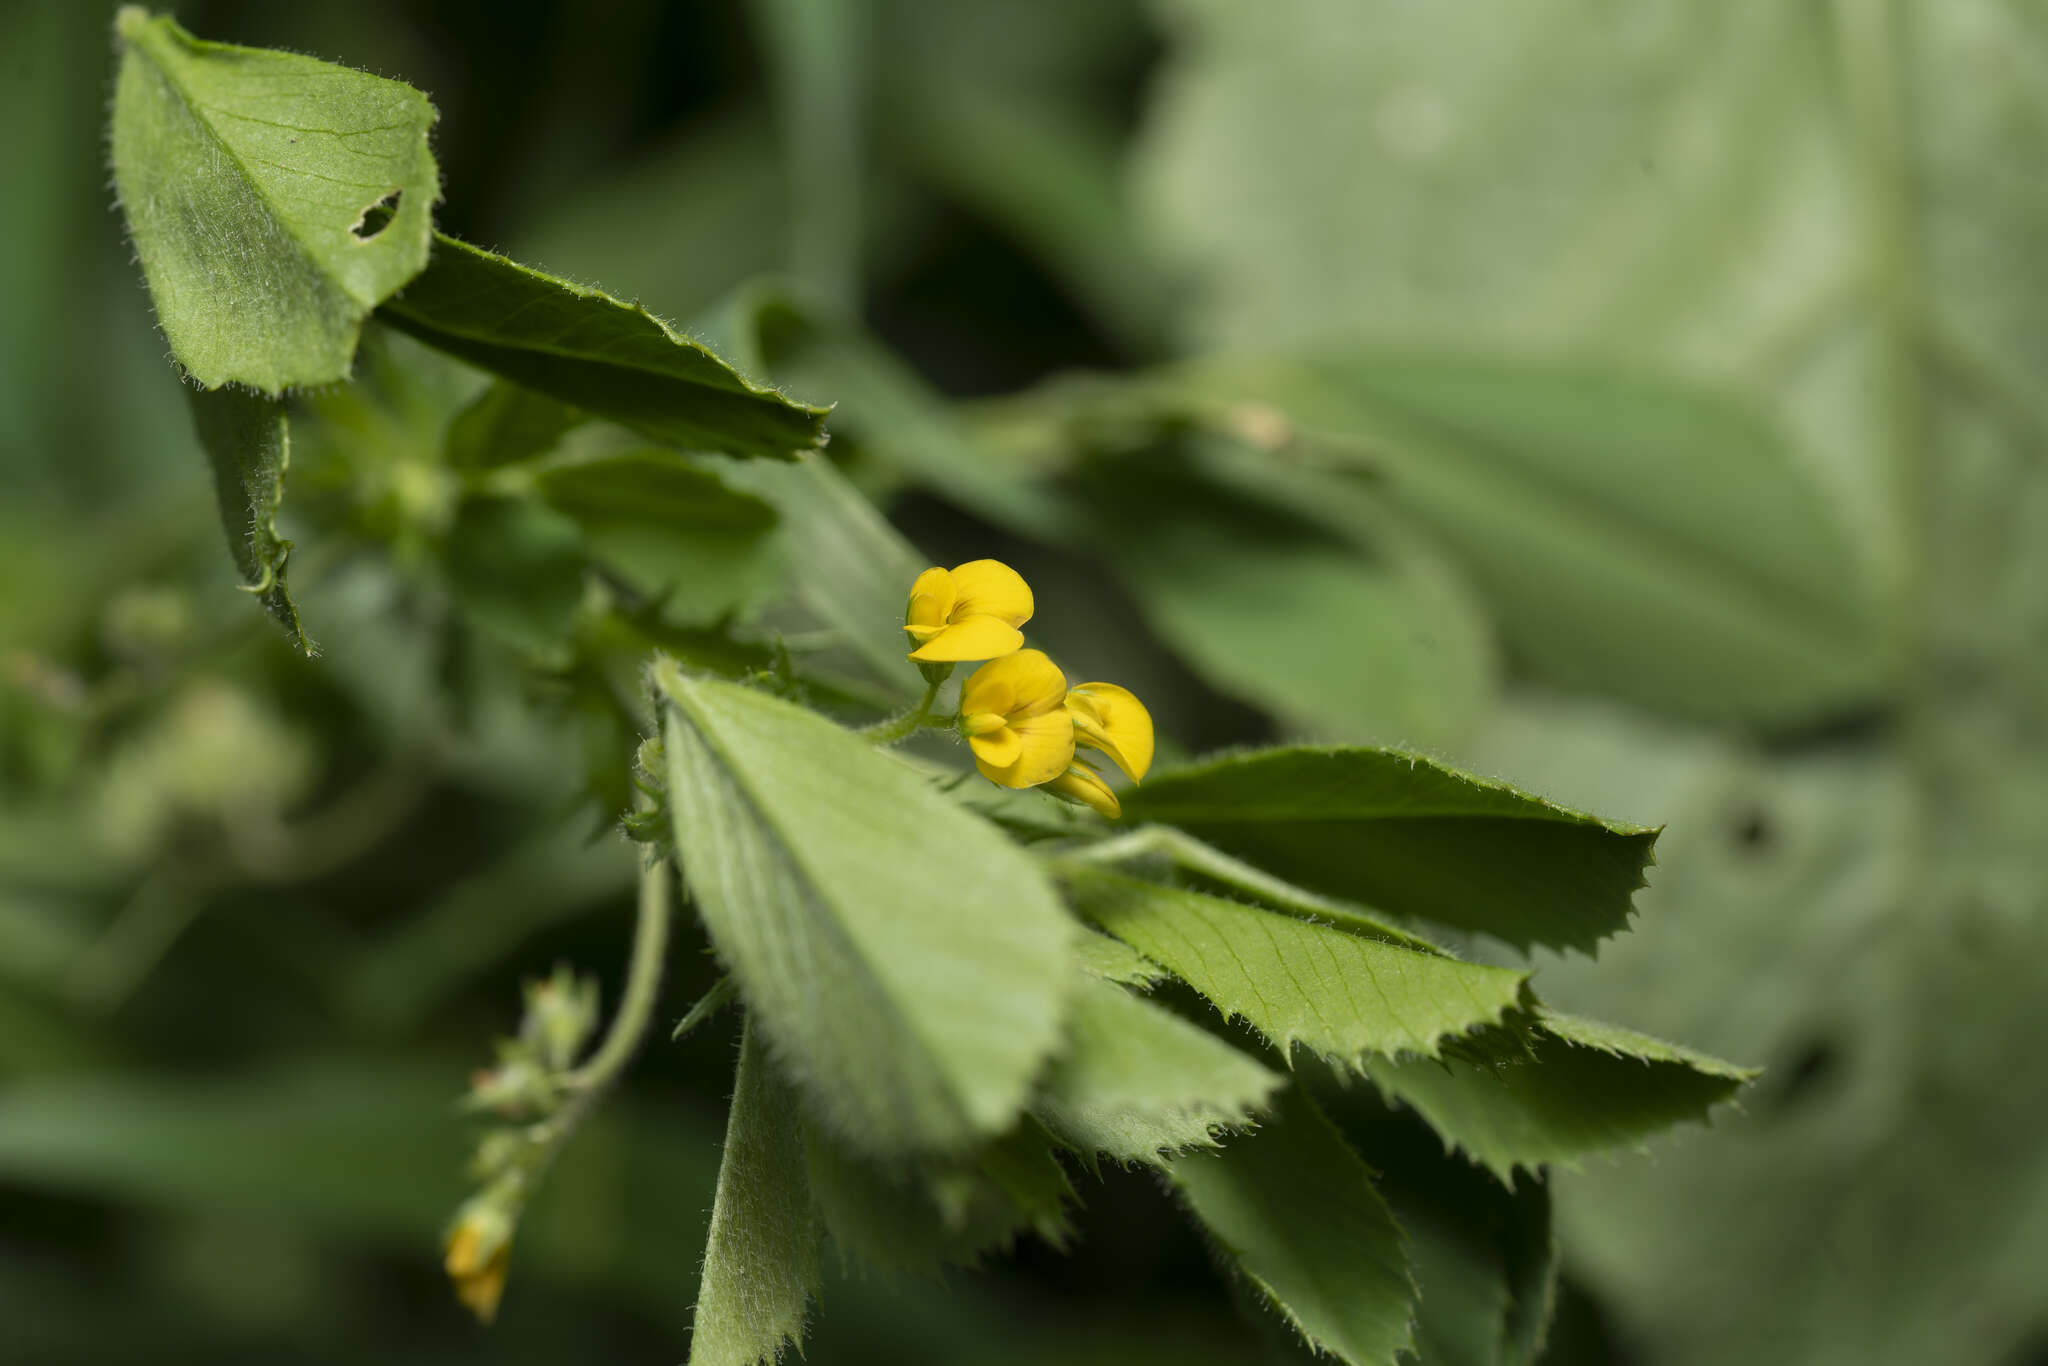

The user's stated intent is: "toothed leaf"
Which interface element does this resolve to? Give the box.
[1171,1086,1416,1366]
[1122,746,1659,952]
[379,233,827,459]
[1035,973,1282,1165]
[1370,1010,1755,1183]
[1064,868,1527,1066]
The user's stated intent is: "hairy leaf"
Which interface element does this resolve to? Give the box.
[1122,746,1659,952]
[691,1018,820,1366]
[185,386,311,653]
[1371,1011,1754,1182]
[110,8,438,391]
[1064,869,1527,1065]
[1172,1086,1415,1366]
[1035,973,1281,1164]
[658,664,1072,1154]
[1073,928,1167,987]
[804,1116,1073,1275]
[379,234,827,459]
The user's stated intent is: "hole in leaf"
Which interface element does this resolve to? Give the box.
[351,190,402,241]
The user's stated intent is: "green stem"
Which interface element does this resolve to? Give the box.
[861,675,943,745]
[563,852,673,1092]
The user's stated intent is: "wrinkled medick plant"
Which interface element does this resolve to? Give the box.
[109,10,1750,1364]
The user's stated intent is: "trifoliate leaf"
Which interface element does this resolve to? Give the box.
[804,1116,1073,1275]
[1121,746,1660,952]
[110,8,439,392]
[1171,1086,1415,1366]
[1370,1010,1755,1182]
[379,234,827,459]
[1034,973,1281,1165]
[184,386,311,654]
[658,663,1073,1154]
[1064,868,1527,1065]
[689,1017,819,1366]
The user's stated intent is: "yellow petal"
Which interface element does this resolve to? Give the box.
[1067,682,1154,782]
[904,566,955,631]
[974,708,1075,789]
[969,725,1023,768]
[1047,759,1121,819]
[958,648,1067,717]
[908,614,1025,662]
[947,559,1034,628]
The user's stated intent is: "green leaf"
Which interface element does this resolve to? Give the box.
[1080,452,1496,749]
[1121,746,1660,952]
[444,381,586,471]
[1035,973,1281,1164]
[109,8,439,392]
[1064,868,1527,1065]
[1171,1086,1415,1366]
[378,233,827,459]
[804,1116,1074,1276]
[185,386,311,653]
[1370,1010,1754,1182]
[1199,351,1886,724]
[690,1017,820,1366]
[1317,1078,1559,1366]
[1073,928,1167,987]
[523,440,782,623]
[657,663,1073,1154]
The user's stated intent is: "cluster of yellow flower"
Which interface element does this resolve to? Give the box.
[904,559,1153,818]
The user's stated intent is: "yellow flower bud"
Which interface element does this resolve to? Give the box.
[1046,757,1122,819]
[443,1197,515,1323]
[903,559,1034,662]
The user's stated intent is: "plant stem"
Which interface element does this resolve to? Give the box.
[861,675,943,745]
[563,851,673,1092]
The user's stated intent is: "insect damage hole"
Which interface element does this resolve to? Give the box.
[350,189,402,241]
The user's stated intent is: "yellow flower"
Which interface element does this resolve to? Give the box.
[904,559,1034,662]
[1064,682,1153,782]
[959,649,1075,788]
[444,1200,514,1323]
[1043,682,1153,819]
[1046,757,1123,819]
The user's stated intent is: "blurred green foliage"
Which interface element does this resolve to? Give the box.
[4,0,2046,1363]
